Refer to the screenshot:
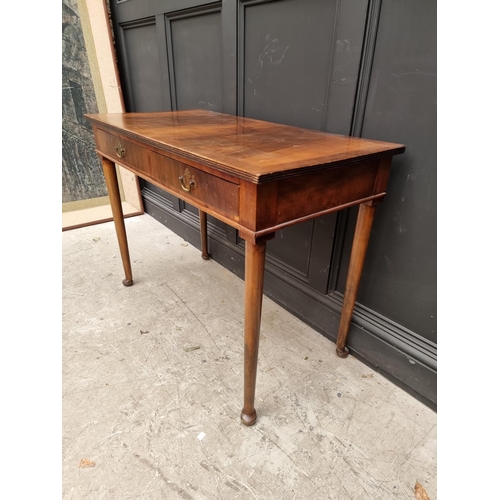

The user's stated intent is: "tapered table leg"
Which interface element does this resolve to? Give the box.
[336,203,376,357]
[240,238,267,426]
[199,210,210,260]
[101,157,133,286]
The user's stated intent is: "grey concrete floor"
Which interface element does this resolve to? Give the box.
[62,213,436,500]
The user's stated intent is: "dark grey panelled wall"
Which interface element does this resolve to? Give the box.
[108,0,437,408]
[357,0,437,340]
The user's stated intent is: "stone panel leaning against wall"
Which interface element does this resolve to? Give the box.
[62,0,107,203]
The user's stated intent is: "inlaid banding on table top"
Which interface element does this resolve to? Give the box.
[86,110,406,184]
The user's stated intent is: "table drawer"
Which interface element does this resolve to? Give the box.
[95,128,240,221]
[95,128,150,174]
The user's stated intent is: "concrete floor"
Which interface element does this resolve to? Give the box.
[62,213,436,500]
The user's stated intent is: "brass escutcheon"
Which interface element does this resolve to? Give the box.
[114,142,126,159]
[179,168,196,192]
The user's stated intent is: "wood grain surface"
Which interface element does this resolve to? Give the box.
[86,110,405,183]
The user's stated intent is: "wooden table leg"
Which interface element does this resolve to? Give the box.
[240,237,267,426]
[199,210,210,260]
[101,157,133,287]
[336,203,376,357]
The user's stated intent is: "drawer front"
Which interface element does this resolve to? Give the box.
[148,151,240,221]
[95,128,150,173]
[95,128,240,221]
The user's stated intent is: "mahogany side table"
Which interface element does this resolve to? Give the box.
[85,110,405,426]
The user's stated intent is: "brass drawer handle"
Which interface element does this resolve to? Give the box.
[179,168,197,192]
[114,142,126,159]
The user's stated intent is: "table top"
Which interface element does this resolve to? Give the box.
[85,110,405,183]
